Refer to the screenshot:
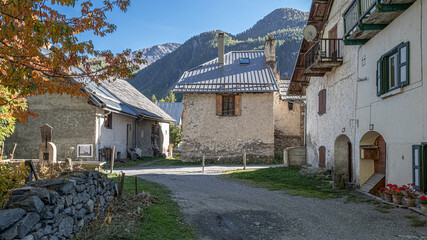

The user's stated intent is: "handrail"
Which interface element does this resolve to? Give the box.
[304,38,343,69]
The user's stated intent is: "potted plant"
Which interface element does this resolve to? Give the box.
[390,184,404,205]
[419,196,427,213]
[378,187,385,200]
[401,184,418,207]
[383,184,393,202]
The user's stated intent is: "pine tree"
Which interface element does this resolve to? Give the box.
[151,94,158,103]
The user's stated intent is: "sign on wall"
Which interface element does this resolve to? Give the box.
[77,144,93,158]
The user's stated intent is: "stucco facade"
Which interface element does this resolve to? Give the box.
[181,93,275,162]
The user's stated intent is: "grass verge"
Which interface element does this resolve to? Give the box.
[76,175,194,240]
[226,167,348,199]
[107,157,199,169]
[405,215,427,227]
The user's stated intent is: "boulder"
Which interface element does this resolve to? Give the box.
[58,217,74,237]
[52,182,74,195]
[8,196,45,213]
[16,212,40,238]
[0,208,26,231]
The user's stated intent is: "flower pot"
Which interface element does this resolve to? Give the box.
[420,204,427,214]
[392,195,403,205]
[405,197,416,207]
[384,193,392,202]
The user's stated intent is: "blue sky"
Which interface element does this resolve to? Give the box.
[69,0,311,53]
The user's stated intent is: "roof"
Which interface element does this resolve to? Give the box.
[173,50,279,93]
[288,0,334,95]
[278,79,306,101]
[102,79,175,122]
[156,102,183,125]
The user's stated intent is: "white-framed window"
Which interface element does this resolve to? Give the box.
[376,42,409,96]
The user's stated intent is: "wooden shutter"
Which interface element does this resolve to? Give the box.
[234,95,241,116]
[318,89,326,115]
[413,145,422,191]
[319,146,326,168]
[216,95,223,116]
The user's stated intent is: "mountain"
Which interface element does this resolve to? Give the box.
[127,8,308,99]
[127,43,180,70]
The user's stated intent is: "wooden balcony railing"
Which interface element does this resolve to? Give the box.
[343,0,380,37]
[304,38,343,70]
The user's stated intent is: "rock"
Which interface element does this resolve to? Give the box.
[58,217,73,237]
[40,236,48,240]
[0,222,18,240]
[64,195,73,207]
[62,207,71,215]
[53,214,64,228]
[75,208,87,220]
[52,182,74,195]
[40,206,59,220]
[75,204,83,210]
[49,192,59,205]
[80,192,90,203]
[0,208,26,231]
[21,235,35,240]
[75,185,85,193]
[9,196,45,213]
[76,219,84,228]
[16,212,40,238]
[49,236,58,240]
[85,199,94,213]
[43,225,53,235]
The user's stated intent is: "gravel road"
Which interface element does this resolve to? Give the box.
[118,165,427,240]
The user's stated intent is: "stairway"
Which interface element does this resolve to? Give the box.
[360,173,385,194]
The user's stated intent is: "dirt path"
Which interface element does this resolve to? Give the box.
[119,166,427,240]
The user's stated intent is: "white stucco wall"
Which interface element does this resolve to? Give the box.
[160,122,170,156]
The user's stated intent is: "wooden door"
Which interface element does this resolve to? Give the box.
[348,142,353,182]
[319,146,326,168]
[374,136,386,174]
[126,124,132,148]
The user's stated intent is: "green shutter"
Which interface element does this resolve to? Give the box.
[413,145,422,191]
[398,42,409,86]
[423,144,427,193]
[380,57,388,94]
[376,60,381,96]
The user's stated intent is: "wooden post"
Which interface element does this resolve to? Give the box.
[118,172,125,197]
[202,154,205,173]
[10,143,17,161]
[110,146,116,174]
[283,149,289,167]
[243,149,247,170]
[135,176,138,195]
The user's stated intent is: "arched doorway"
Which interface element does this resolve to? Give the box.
[359,131,386,194]
[334,135,352,188]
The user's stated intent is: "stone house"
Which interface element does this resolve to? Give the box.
[5,78,174,161]
[288,0,422,191]
[173,33,303,162]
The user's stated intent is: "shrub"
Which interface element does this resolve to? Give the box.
[0,162,28,208]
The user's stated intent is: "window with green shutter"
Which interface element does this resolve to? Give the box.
[376,42,410,96]
[413,144,427,192]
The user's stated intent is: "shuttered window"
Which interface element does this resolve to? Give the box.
[104,112,112,129]
[319,146,326,168]
[216,95,241,116]
[413,144,427,192]
[318,89,326,115]
[377,42,409,96]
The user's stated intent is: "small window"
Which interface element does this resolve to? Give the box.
[377,42,409,96]
[104,112,112,129]
[318,89,326,116]
[240,58,250,64]
[319,146,326,168]
[222,95,235,116]
[288,102,294,111]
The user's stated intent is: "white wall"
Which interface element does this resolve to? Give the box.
[160,122,170,156]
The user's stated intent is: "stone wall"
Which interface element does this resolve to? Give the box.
[0,171,116,240]
[5,94,97,161]
[181,93,275,162]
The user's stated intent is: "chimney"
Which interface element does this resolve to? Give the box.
[218,32,225,65]
[264,37,277,74]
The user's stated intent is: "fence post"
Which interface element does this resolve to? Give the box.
[243,150,247,170]
[10,143,17,161]
[202,154,205,173]
[283,149,289,167]
[118,172,125,197]
[135,176,138,195]
[110,146,116,174]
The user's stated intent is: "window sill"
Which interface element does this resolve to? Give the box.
[380,87,403,99]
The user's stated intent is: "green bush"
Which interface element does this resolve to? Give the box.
[0,162,28,208]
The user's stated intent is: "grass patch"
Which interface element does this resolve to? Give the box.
[227,167,348,199]
[344,193,379,204]
[405,215,427,227]
[76,175,194,240]
[145,158,200,167]
[106,157,200,169]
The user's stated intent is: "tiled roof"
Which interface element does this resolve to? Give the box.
[156,102,183,125]
[173,51,279,93]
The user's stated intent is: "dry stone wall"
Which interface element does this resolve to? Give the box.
[0,171,117,240]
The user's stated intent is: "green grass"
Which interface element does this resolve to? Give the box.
[405,215,427,227]
[227,167,348,199]
[115,176,194,239]
[107,157,199,169]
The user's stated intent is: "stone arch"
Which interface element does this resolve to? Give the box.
[334,134,352,188]
[359,131,386,191]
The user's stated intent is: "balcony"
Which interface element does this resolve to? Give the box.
[303,38,343,77]
[344,0,416,45]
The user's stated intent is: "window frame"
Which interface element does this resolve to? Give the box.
[222,95,235,116]
[377,42,410,96]
[104,112,113,129]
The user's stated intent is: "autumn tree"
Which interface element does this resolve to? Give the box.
[0,0,145,129]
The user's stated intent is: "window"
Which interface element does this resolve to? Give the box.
[104,112,112,129]
[240,58,250,64]
[288,102,294,111]
[413,144,427,192]
[319,146,326,168]
[377,42,409,96]
[318,89,326,116]
[216,95,241,116]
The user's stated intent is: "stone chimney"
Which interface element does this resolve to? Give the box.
[264,37,277,74]
[218,32,225,65]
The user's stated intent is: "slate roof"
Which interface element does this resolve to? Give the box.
[156,102,183,125]
[102,79,175,122]
[278,79,306,101]
[173,50,279,93]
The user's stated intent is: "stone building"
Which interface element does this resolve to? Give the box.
[288,0,422,191]
[5,78,174,161]
[174,33,303,162]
